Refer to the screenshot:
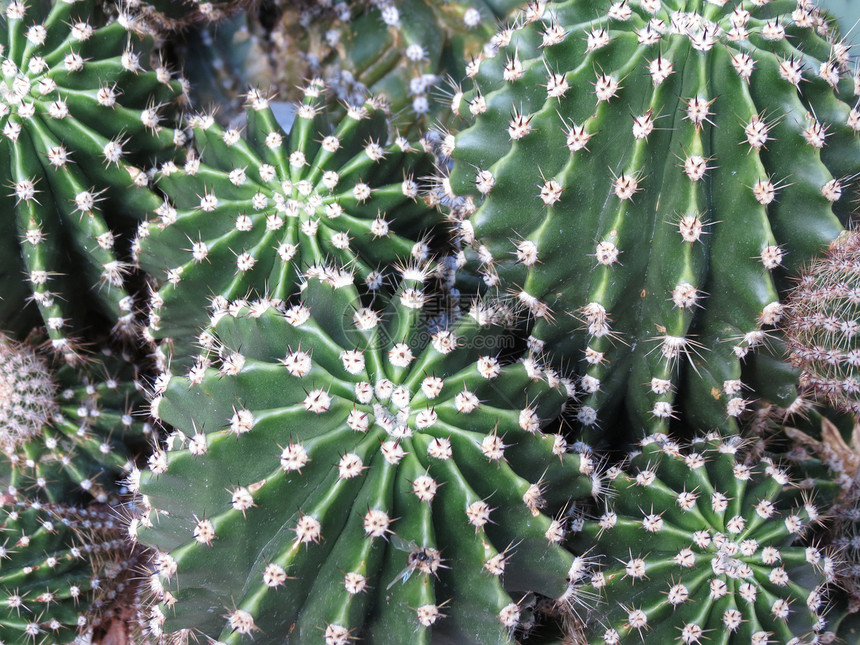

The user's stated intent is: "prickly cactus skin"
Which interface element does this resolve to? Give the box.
[0,500,126,644]
[0,0,185,352]
[0,333,150,505]
[133,269,597,644]
[136,84,439,369]
[784,229,860,414]
[444,0,855,443]
[568,433,834,645]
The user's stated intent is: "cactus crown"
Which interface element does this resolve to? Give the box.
[569,433,835,644]
[134,266,598,643]
[137,83,439,368]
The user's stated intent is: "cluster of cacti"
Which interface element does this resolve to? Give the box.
[442,0,857,445]
[5,0,860,643]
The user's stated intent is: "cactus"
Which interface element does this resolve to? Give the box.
[132,268,598,643]
[784,229,860,414]
[0,0,185,352]
[0,333,150,505]
[125,0,253,31]
[136,83,439,368]
[0,498,128,644]
[442,0,858,443]
[568,433,836,644]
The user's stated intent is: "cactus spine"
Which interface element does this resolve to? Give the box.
[133,268,597,643]
[443,0,856,443]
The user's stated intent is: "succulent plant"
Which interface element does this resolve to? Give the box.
[568,433,836,644]
[0,333,150,505]
[0,498,127,644]
[784,229,860,414]
[136,83,439,368]
[131,268,598,643]
[442,0,858,442]
[0,0,185,352]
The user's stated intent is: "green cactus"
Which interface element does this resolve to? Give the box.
[0,0,185,353]
[0,498,127,644]
[132,268,598,643]
[135,82,439,369]
[442,0,857,443]
[0,332,150,505]
[568,433,835,644]
[784,229,860,414]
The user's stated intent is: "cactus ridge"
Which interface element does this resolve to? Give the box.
[443,0,857,442]
[136,82,440,369]
[569,433,836,645]
[0,0,185,352]
[133,267,597,643]
[0,333,150,506]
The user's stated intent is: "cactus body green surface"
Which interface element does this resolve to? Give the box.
[569,434,834,644]
[0,333,149,505]
[136,84,439,368]
[134,269,596,643]
[0,0,184,351]
[444,0,856,442]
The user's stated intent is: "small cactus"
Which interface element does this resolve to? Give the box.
[442,0,856,442]
[0,333,150,505]
[136,83,439,368]
[133,268,597,643]
[0,0,185,350]
[784,229,860,414]
[569,433,835,644]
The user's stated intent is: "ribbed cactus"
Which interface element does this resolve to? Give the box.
[267,0,526,128]
[125,0,252,31]
[568,433,835,644]
[0,0,185,352]
[136,83,439,368]
[784,229,860,414]
[0,498,127,644]
[442,0,856,442]
[0,333,149,505]
[132,268,598,643]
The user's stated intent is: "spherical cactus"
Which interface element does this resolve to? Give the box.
[568,433,836,644]
[442,0,857,442]
[0,333,150,505]
[0,498,127,644]
[136,83,440,369]
[0,0,186,351]
[784,229,860,414]
[131,268,599,643]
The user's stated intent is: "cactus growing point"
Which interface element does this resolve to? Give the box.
[133,268,598,643]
